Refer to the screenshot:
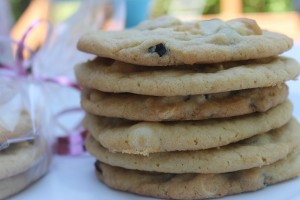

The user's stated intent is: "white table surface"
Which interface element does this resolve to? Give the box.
[11,46,300,200]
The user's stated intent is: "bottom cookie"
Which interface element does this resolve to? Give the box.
[94,146,300,200]
[0,152,50,200]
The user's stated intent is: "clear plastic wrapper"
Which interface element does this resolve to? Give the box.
[32,0,125,154]
[0,78,52,199]
[0,23,51,199]
[0,0,125,197]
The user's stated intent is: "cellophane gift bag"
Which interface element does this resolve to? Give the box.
[0,54,51,199]
[33,0,125,155]
[0,41,52,199]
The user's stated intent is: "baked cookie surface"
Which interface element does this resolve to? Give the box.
[78,17,293,66]
[86,118,300,173]
[82,84,288,121]
[0,111,32,139]
[0,154,49,199]
[94,145,300,200]
[84,101,292,155]
[75,56,300,96]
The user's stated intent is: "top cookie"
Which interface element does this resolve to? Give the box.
[77,16,293,66]
[0,111,32,140]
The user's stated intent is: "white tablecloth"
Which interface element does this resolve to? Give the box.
[12,46,300,200]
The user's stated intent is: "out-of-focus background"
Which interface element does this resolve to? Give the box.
[5,0,300,50]
[151,0,300,40]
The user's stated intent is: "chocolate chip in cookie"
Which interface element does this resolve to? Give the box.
[148,43,167,57]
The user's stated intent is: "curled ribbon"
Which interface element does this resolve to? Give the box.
[0,19,86,155]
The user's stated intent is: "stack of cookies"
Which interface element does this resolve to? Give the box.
[75,17,300,199]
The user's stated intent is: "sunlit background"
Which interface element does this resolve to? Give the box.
[152,0,300,39]
[5,0,300,50]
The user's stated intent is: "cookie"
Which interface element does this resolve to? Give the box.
[77,17,293,66]
[0,139,48,179]
[0,110,49,199]
[94,145,300,200]
[85,101,292,155]
[0,111,32,140]
[0,137,49,199]
[75,56,300,96]
[0,153,50,199]
[82,84,288,121]
[0,111,49,179]
[85,118,300,173]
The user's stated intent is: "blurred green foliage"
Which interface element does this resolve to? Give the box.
[11,0,295,22]
[151,0,294,17]
[243,0,293,13]
[203,0,220,14]
[150,0,171,18]
[10,0,30,21]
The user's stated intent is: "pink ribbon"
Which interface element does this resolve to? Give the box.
[0,20,86,155]
[54,108,86,155]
